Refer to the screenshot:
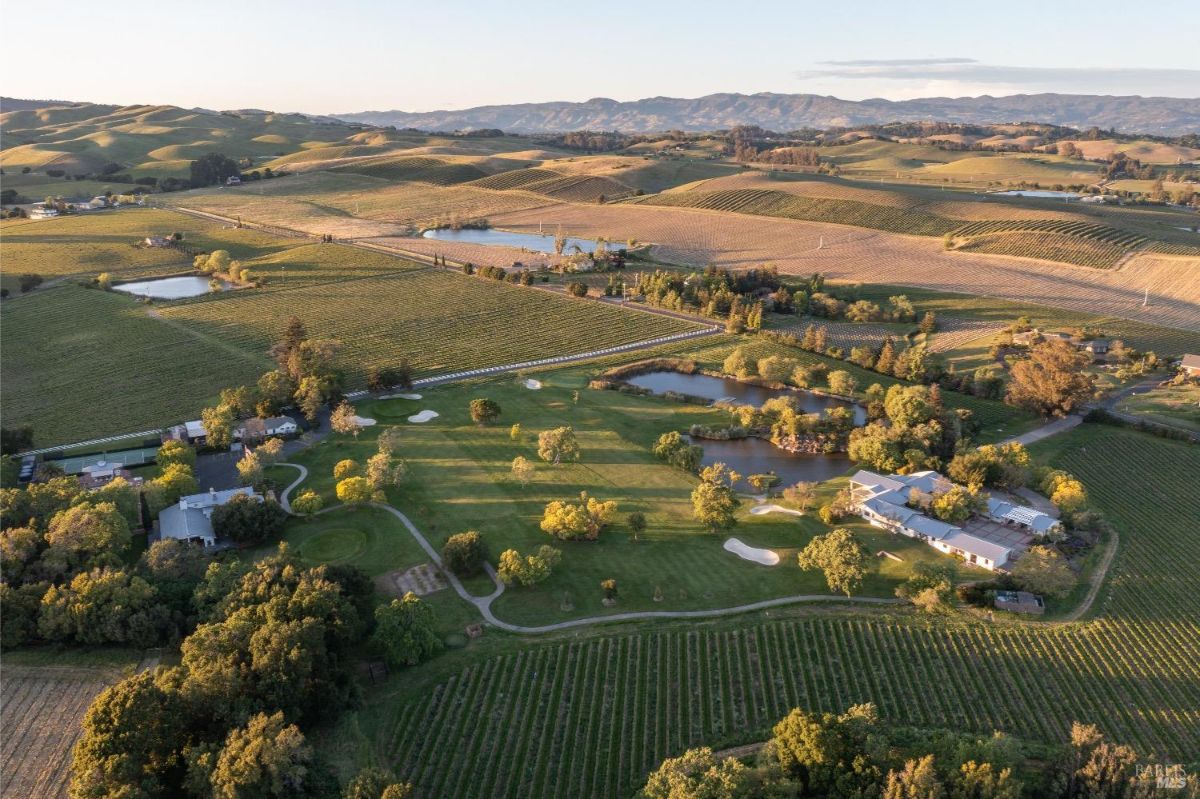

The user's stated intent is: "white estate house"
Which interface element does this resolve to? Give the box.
[849,470,1059,571]
[158,487,259,547]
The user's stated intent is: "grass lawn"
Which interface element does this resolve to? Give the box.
[1113,383,1200,432]
[282,353,987,628]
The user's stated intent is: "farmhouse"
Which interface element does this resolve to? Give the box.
[144,236,172,247]
[157,486,259,547]
[166,419,209,444]
[235,415,299,442]
[849,470,1048,571]
[29,206,59,219]
[226,175,242,186]
[1180,354,1200,377]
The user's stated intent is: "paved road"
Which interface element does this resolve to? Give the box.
[1000,415,1083,447]
[276,464,898,635]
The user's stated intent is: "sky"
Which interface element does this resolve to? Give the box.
[4,0,1198,113]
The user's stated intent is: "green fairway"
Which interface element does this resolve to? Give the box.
[278,504,432,577]
[282,347,1014,628]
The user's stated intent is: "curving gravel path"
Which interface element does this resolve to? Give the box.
[276,463,898,634]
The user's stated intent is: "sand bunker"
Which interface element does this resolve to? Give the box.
[408,410,439,423]
[524,379,543,390]
[723,538,780,566]
[382,392,422,400]
[750,503,804,517]
[353,416,377,427]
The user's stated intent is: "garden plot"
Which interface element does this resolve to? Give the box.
[378,563,448,597]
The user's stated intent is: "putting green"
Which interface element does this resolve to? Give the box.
[372,398,425,420]
[297,527,369,565]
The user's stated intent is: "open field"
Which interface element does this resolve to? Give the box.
[0,103,356,177]
[1113,383,1200,432]
[0,207,300,289]
[314,423,1200,796]
[485,202,1200,333]
[0,649,140,799]
[839,281,1200,356]
[0,284,270,446]
[165,172,553,234]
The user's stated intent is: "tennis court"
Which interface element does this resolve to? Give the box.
[49,447,159,475]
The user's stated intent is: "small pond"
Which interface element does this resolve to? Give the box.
[422,228,615,254]
[626,370,866,425]
[114,275,226,299]
[687,435,852,489]
[993,190,1081,199]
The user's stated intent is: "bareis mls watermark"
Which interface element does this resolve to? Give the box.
[1136,764,1188,790]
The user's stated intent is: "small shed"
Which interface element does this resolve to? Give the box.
[994,590,1045,615]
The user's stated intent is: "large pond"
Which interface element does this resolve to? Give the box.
[422,228,613,254]
[687,435,852,488]
[993,190,1081,199]
[626,370,866,425]
[114,275,225,299]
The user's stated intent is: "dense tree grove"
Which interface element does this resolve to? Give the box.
[189,153,241,188]
[639,702,1166,799]
[68,545,386,797]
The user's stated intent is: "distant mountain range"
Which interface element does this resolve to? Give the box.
[337,93,1200,136]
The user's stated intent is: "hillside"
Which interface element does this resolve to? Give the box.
[337,92,1200,136]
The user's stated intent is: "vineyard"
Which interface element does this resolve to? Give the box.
[0,285,269,446]
[158,266,705,387]
[633,188,961,236]
[331,156,489,185]
[468,169,632,202]
[339,425,1200,798]
[956,231,1131,269]
[0,659,134,799]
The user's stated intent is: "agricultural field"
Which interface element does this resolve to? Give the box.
[0,284,270,446]
[1,235,707,445]
[485,202,1200,333]
[632,187,960,236]
[840,281,1200,356]
[0,207,299,290]
[157,265,704,387]
[316,423,1200,797]
[331,155,489,185]
[164,172,551,234]
[0,650,140,799]
[1113,383,1200,432]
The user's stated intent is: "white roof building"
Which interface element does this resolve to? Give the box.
[157,487,259,547]
[850,470,1030,571]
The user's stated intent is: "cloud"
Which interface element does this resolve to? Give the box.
[795,60,1200,97]
[819,58,977,68]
